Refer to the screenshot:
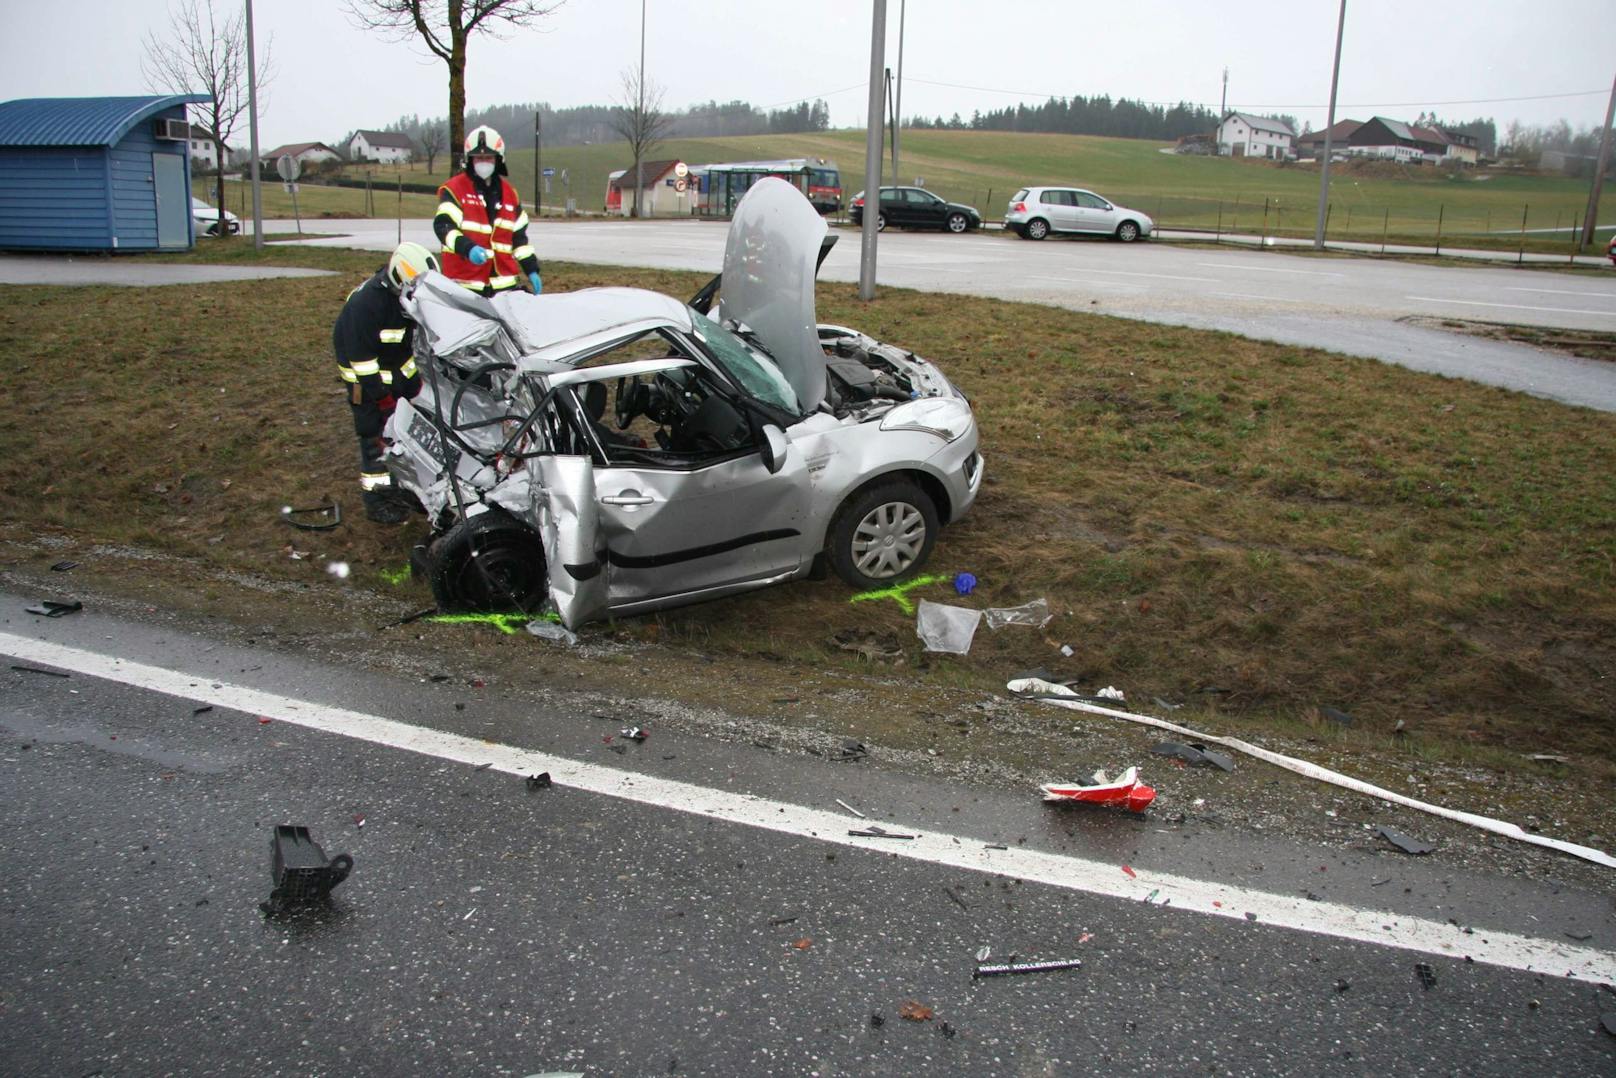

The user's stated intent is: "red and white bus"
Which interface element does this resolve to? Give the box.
[697,158,841,216]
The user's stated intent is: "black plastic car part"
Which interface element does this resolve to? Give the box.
[263,826,352,912]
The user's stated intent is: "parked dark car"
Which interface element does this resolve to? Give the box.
[849,186,982,233]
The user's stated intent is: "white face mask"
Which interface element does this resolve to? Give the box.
[473,160,495,181]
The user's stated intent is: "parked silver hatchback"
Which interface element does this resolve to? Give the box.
[1004,186,1154,242]
[384,178,983,628]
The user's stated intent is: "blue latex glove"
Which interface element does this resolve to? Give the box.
[467,245,490,266]
[528,271,543,295]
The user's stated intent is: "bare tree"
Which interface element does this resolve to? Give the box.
[346,1,561,159]
[610,67,672,218]
[420,121,446,174]
[142,0,272,236]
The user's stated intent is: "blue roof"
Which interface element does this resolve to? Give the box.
[0,94,211,148]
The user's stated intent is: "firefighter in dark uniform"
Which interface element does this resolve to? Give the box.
[332,241,438,523]
[434,124,543,297]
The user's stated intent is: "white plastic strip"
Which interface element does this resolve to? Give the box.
[1009,678,1616,871]
[2,632,1612,983]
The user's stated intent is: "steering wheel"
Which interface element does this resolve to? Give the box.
[614,376,644,430]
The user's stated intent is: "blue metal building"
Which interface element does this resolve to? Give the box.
[0,94,211,252]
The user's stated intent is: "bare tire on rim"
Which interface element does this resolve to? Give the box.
[1025,218,1050,240]
[1115,220,1140,242]
[427,509,548,613]
[946,212,969,233]
[828,480,939,590]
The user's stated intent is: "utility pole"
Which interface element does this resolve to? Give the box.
[1579,70,1616,251]
[1313,0,1347,249]
[886,68,896,178]
[859,0,887,301]
[634,0,646,219]
[1220,67,1228,119]
[245,0,263,250]
[534,109,541,217]
[893,0,906,184]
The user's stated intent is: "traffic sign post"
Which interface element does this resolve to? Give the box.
[276,154,303,235]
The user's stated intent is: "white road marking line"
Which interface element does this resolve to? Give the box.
[1407,295,1616,318]
[1506,287,1616,300]
[1211,291,1308,304]
[1197,262,1345,277]
[3,631,1610,985]
[1025,274,1139,290]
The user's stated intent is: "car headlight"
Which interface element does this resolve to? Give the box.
[879,396,973,442]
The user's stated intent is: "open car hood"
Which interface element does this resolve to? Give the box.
[718,177,829,411]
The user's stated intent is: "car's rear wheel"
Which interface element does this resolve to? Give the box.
[828,480,939,590]
[876,212,887,232]
[946,212,969,233]
[205,222,220,237]
[427,510,548,613]
[1025,218,1050,241]
[1116,220,1141,243]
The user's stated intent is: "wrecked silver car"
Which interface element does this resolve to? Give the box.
[384,177,983,629]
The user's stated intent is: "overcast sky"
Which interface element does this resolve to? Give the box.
[3,0,1612,148]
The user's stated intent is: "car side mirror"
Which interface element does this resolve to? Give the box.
[759,423,789,475]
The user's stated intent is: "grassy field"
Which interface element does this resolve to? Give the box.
[2,240,1613,776]
[198,128,1611,253]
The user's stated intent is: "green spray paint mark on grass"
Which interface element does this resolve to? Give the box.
[848,573,948,615]
[426,612,530,635]
[378,565,411,586]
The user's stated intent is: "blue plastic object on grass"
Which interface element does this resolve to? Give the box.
[954,572,977,596]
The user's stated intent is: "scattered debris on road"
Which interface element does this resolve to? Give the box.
[261,825,352,915]
[620,726,648,743]
[49,560,77,572]
[834,798,867,819]
[898,1001,934,1021]
[945,887,970,911]
[1376,826,1436,856]
[849,825,917,840]
[791,937,813,950]
[526,772,552,791]
[1041,767,1157,812]
[953,572,977,595]
[838,740,869,761]
[768,915,798,926]
[1151,741,1236,771]
[973,957,1083,979]
[1415,962,1437,990]
[983,597,1053,630]
[831,629,904,663]
[280,501,342,531]
[473,761,494,772]
[24,599,81,618]
[527,619,579,646]
[916,600,982,654]
[10,664,68,678]
[1010,676,1616,869]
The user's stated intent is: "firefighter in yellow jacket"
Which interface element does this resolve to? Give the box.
[434,125,542,296]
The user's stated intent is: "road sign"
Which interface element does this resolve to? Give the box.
[283,182,298,194]
[276,154,300,183]
[674,162,688,178]
[542,167,555,177]
[674,178,687,193]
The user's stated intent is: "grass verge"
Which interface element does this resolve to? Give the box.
[2,245,1613,779]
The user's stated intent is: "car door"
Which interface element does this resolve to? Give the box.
[1074,190,1115,234]
[546,360,814,611]
[878,187,905,227]
[909,189,945,228]
[1040,189,1078,233]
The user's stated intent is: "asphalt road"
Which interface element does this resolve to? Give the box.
[280,217,1616,413]
[3,595,1613,1076]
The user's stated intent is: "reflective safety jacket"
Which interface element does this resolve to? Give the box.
[332,270,419,414]
[434,171,539,293]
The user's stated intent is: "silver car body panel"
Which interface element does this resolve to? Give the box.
[718,176,828,411]
[385,182,982,628]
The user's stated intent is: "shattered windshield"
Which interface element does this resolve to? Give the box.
[689,308,801,416]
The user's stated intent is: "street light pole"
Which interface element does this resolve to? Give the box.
[893,0,905,184]
[859,0,887,301]
[1313,0,1346,249]
[635,0,646,219]
[245,0,263,250]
